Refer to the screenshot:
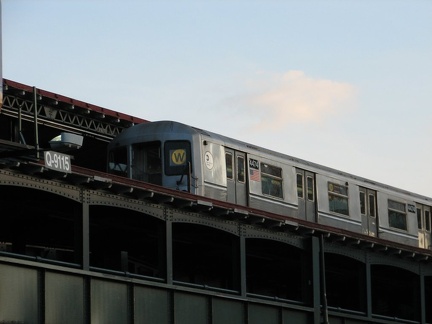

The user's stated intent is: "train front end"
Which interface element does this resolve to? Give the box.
[107,121,200,193]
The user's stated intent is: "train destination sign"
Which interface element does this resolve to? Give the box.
[44,151,72,173]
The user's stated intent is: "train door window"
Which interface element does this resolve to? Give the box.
[132,142,162,184]
[328,182,349,216]
[417,207,423,230]
[108,146,128,177]
[297,173,304,199]
[261,163,283,199]
[360,190,366,215]
[426,209,431,232]
[369,194,376,217]
[416,204,430,231]
[237,156,245,183]
[388,199,407,231]
[226,152,233,180]
[164,141,191,176]
[307,176,314,201]
[360,188,377,217]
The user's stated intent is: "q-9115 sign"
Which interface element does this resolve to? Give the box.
[44,151,71,173]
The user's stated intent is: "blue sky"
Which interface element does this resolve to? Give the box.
[3,0,432,196]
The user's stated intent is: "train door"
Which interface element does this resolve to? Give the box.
[296,169,316,222]
[225,148,247,206]
[359,187,377,237]
[416,204,431,249]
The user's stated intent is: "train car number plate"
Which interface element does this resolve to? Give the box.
[44,151,72,173]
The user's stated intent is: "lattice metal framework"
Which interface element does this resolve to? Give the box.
[2,79,147,141]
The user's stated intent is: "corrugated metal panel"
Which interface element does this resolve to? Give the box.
[282,309,311,324]
[134,286,170,324]
[174,292,209,324]
[212,298,245,324]
[45,272,85,324]
[0,264,39,323]
[249,304,279,324]
[91,279,128,324]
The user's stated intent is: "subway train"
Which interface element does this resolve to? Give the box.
[107,120,432,250]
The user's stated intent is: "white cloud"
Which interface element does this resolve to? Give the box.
[235,70,357,131]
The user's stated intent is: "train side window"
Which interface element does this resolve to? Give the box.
[307,176,314,201]
[328,182,349,216]
[297,173,304,199]
[226,152,233,180]
[388,199,407,231]
[237,156,245,183]
[261,163,283,199]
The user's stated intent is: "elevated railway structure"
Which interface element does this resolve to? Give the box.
[1,79,432,324]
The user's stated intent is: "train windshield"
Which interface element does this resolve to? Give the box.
[108,146,128,177]
[164,141,191,176]
[132,141,162,185]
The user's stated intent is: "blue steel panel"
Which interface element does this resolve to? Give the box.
[174,292,208,324]
[134,286,170,324]
[91,279,128,324]
[0,264,39,323]
[45,272,85,324]
[212,298,245,324]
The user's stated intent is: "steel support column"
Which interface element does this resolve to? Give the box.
[81,190,90,271]
[311,236,321,324]
[366,254,372,320]
[239,233,247,298]
[420,269,426,324]
[166,208,173,285]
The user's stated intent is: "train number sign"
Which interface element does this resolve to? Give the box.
[44,151,72,173]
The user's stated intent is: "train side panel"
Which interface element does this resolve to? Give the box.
[316,174,363,233]
[377,192,418,247]
[247,154,298,217]
[199,138,228,201]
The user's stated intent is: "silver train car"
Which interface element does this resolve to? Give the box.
[107,120,432,250]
